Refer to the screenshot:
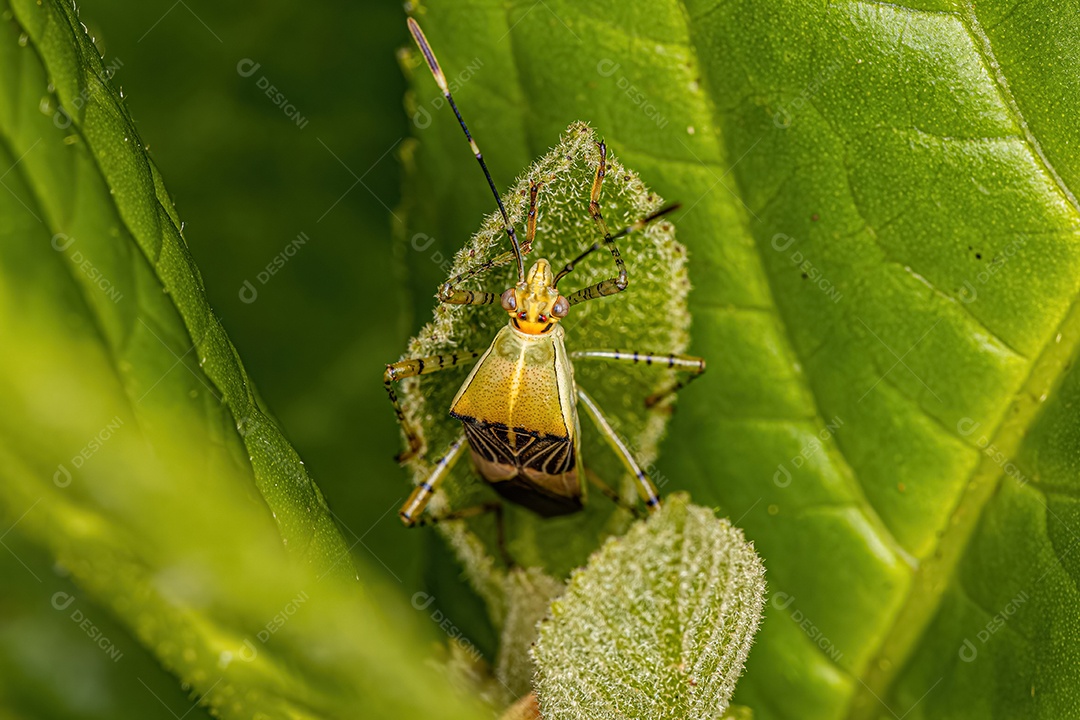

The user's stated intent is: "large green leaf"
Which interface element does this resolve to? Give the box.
[399,1,1080,718]
[0,2,486,717]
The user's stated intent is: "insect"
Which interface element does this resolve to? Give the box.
[384,18,706,531]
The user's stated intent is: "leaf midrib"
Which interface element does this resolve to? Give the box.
[836,0,1080,716]
[958,0,1080,215]
[493,0,921,683]
[670,0,918,673]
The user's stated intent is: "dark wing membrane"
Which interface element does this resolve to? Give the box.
[519,433,575,476]
[461,419,516,469]
[488,474,582,518]
[461,419,575,474]
[460,418,582,518]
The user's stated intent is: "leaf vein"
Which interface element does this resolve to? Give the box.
[674,0,919,667]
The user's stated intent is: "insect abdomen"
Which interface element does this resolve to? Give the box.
[457,418,582,517]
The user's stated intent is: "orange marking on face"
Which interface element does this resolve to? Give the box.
[512,318,553,335]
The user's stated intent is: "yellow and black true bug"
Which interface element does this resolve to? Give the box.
[384,19,706,530]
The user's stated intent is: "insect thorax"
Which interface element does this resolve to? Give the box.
[448,324,583,516]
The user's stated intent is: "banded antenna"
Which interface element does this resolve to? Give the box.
[407,18,526,284]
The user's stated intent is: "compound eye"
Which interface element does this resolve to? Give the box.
[551,296,570,318]
[500,288,517,312]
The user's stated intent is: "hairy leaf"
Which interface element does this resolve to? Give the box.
[532,494,766,719]
[399,121,691,586]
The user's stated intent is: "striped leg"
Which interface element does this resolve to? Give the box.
[384,351,482,462]
[437,251,516,306]
[562,142,629,304]
[554,148,680,303]
[399,434,467,524]
[588,141,613,239]
[399,439,512,564]
[577,388,661,513]
[556,203,680,294]
[438,181,541,305]
[436,183,539,305]
[571,349,706,407]
[500,693,541,720]
[523,181,540,254]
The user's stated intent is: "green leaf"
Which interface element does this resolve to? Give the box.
[497,567,566,702]
[0,1,486,717]
[399,121,690,584]
[532,494,766,719]
[0,533,210,720]
[400,2,1080,718]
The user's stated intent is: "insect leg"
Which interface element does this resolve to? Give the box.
[524,181,540,254]
[384,351,483,461]
[570,350,706,407]
[437,251,519,306]
[560,141,628,303]
[576,387,661,513]
[413,501,512,567]
[588,141,613,239]
[501,693,541,720]
[555,205,681,305]
[584,467,645,519]
[399,434,468,525]
[401,449,512,565]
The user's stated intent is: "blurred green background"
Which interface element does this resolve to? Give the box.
[1,2,426,717]
[73,3,420,581]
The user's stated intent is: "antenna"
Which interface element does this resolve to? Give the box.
[407,18,526,283]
